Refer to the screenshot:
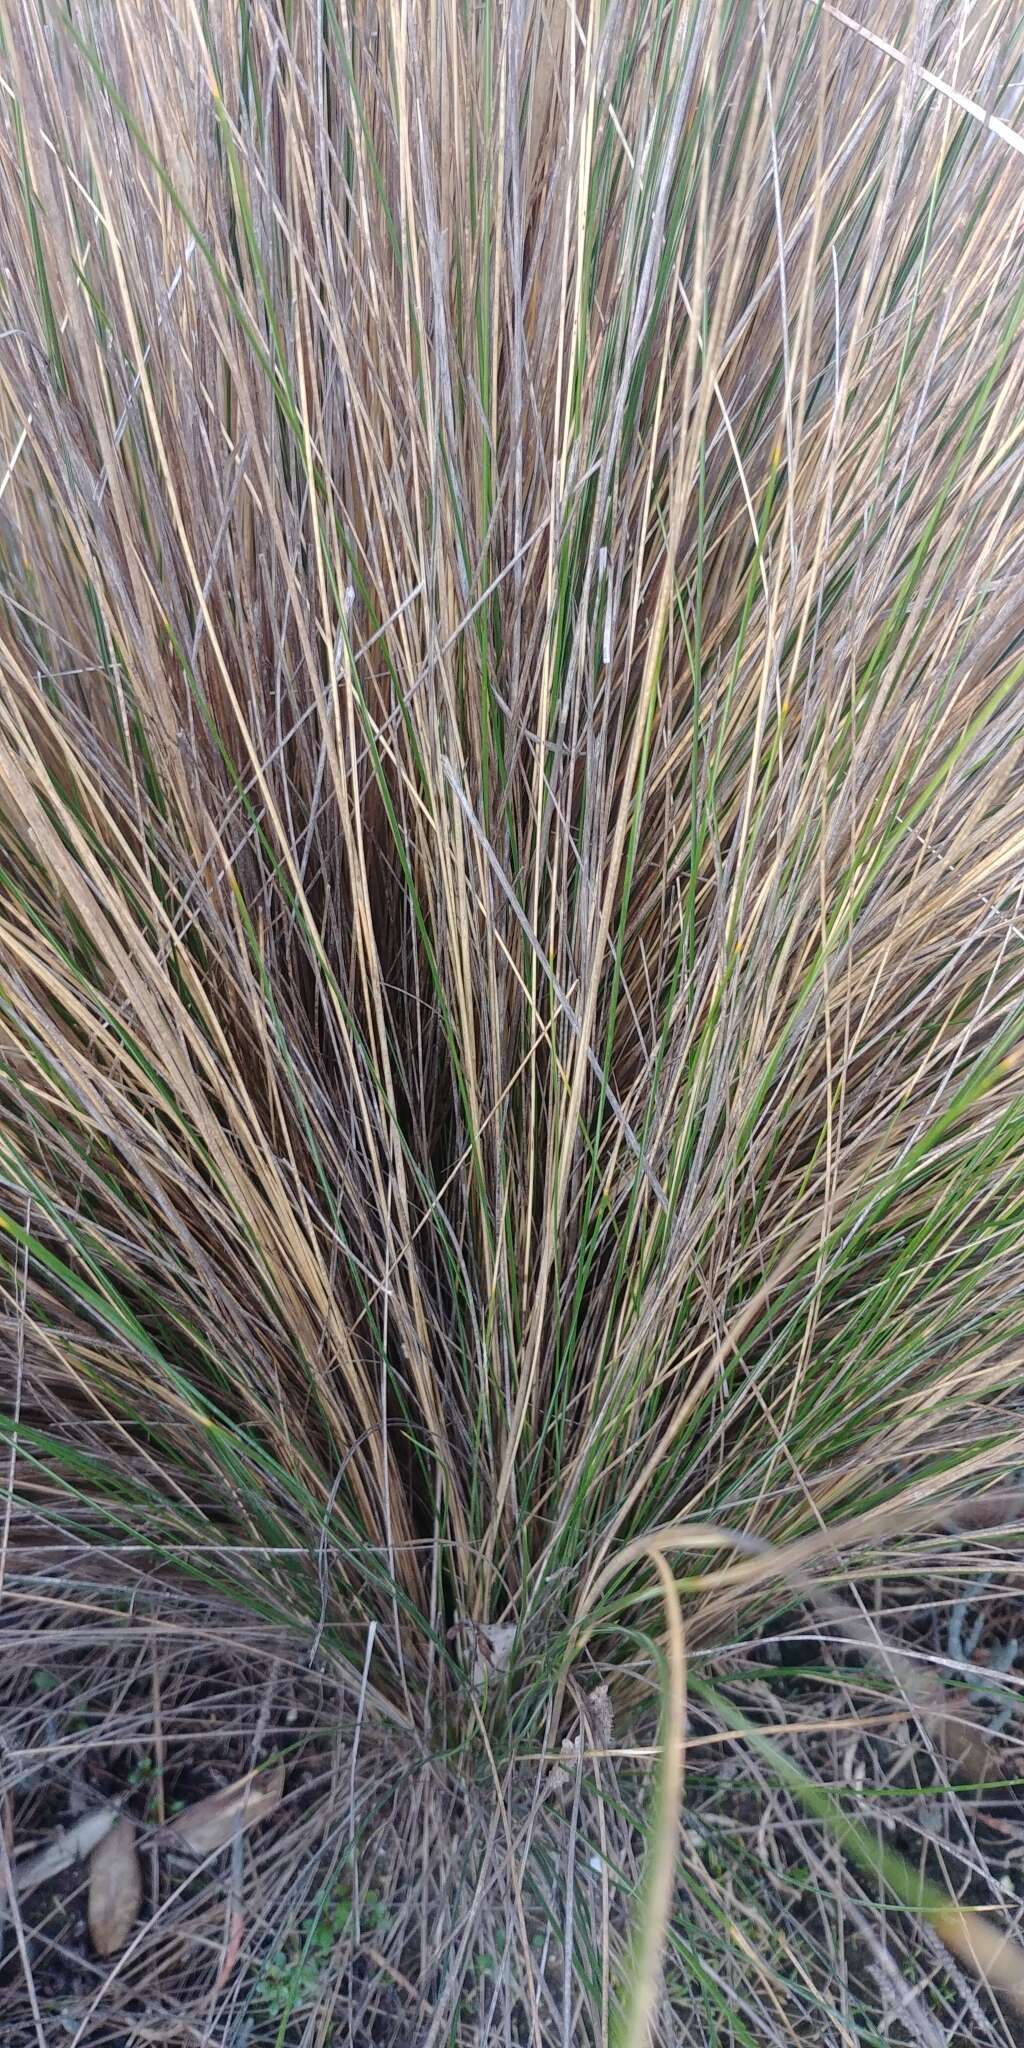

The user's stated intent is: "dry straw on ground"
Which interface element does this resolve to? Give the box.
[3,0,1024,2041]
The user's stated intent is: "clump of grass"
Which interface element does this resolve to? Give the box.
[2,0,1024,2040]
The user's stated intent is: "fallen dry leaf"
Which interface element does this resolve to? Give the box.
[452,1617,517,1694]
[166,1762,284,1858]
[87,1817,142,1956]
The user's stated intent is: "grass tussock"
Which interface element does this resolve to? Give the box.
[3,0,1024,2039]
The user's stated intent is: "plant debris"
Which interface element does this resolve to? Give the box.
[8,1806,120,1900]
[165,1762,285,1858]
[87,1815,143,1956]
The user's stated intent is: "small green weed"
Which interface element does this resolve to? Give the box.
[257,1882,387,2019]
